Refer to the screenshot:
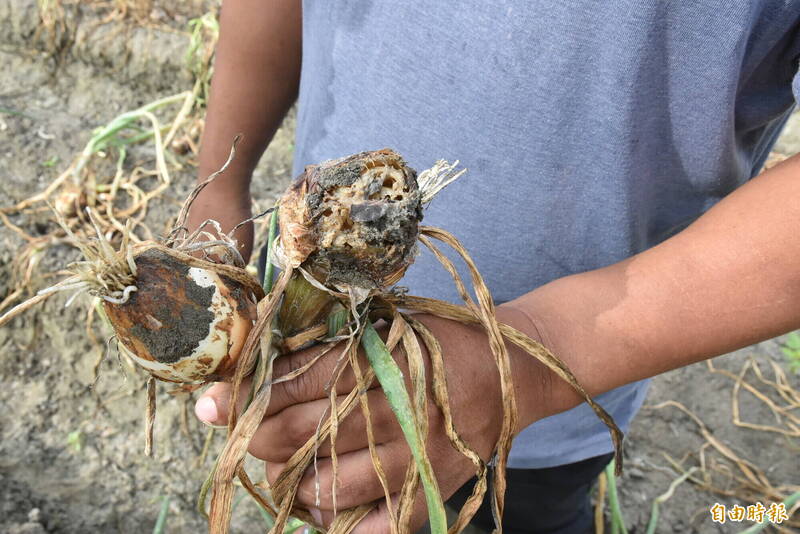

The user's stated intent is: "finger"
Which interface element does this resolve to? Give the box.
[264,459,443,533]
[265,336,413,417]
[193,344,373,427]
[197,322,417,426]
[249,388,403,462]
[353,489,427,534]
[194,378,253,426]
[343,437,480,534]
[292,439,412,511]
[307,507,328,528]
[266,459,288,487]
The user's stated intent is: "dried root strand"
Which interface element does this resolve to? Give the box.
[327,505,375,534]
[325,337,357,515]
[268,367,376,531]
[210,378,275,530]
[0,292,55,328]
[169,133,242,247]
[0,208,142,324]
[393,313,432,534]
[145,376,156,456]
[417,226,517,530]
[420,225,623,471]
[236,466,279,519]
[397,465,421,534]
[229,204,277,238]
[270,341,341,387]
[650,400,800,527]
[349,335,399,534]
[398,314,429,439]
[168,216,246,269]
[706,358,800,437]
[270,334,378,533]
[405,315,488,534]
[0,90,204,327]
[53,207,138,300]
[207,268,291,533]
[389,293,625,476]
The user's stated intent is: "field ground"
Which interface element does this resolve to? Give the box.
[0,3,797,533]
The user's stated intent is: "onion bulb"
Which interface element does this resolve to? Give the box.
[104,248,257,383]
[0,166,263,385]
[279,149,423,292]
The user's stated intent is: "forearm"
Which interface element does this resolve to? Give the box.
[508,154,800,424]
[190,0,302,257]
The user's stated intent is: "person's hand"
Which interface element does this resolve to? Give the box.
[194,306,553,533]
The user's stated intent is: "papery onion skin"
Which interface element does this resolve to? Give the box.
[103,248,257,383]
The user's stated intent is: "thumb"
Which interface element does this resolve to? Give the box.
[194,378,252,426]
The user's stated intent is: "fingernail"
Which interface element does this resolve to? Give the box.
[309,507,323,525]
[195,396,219,424]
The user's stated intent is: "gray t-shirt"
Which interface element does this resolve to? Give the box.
[292,1,800,468]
